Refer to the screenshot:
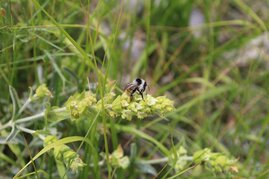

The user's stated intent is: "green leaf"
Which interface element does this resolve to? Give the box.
[55,159,68,179]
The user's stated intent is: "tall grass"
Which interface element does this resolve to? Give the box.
[1,0,269,178]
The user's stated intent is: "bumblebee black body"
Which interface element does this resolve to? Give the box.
[124,78,147,101]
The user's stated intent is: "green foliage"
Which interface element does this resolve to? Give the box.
[44,135,86,173]
[32,84,53,100]
[169,146,189,171]
[193,148,238,174]
[65,91,97,120]
[1,0,269,178]
[107,145,130,169]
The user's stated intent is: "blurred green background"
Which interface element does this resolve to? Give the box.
[1,0,269,178]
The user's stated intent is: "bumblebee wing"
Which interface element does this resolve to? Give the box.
[124,83,137,92]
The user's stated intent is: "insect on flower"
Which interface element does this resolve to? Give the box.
[124,78,147,101]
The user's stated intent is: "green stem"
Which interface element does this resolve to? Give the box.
[138,156,193,165]
[0,121,12,131]
[17,98,31,116]
[15,112,45,124]
[16,125,46,141]
[138,157,168,165]
[0,107,67,133]
[16,126,36,134]
[15,107,66,124]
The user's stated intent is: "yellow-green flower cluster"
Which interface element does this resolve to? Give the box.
[95,92,117,117]
[63,90,174,121]
[169,146,189,171]
[108,145,130,169]
[44,135,86,172]
[110,93,174,120]
[32,84,52,100]
[193,148,238,174]
[65,91,97,120]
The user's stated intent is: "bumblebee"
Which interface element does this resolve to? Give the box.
[124,78,147,100]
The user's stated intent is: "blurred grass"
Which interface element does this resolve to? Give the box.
[1,0,269,178]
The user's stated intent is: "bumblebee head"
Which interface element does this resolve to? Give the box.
[135,78,142,85]
[134,78,147,92]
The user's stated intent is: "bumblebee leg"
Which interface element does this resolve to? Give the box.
[130,88,137,102]
[130,93,134,102]
[138,90,144,101]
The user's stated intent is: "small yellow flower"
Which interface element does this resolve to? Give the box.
[121,109,133,121]
[32,84,52,100]
[121,99,129,107]
[65,91,96,120]
[193,148,238,174]
[169,146,188,171]
[109,145,130,169]
[145,94,157,106]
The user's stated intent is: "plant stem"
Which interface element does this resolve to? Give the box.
[138,156,193,165]
[16,125,45,140]
[15,112,45,124]
[15,107,66,124]
[17,98,31,116]
[0,121,12,131]
[138,157,169,164]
